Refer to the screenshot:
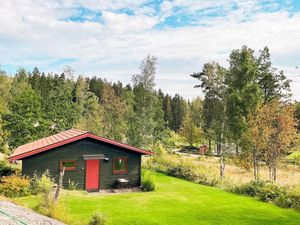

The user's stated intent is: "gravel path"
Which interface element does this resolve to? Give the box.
[0,201,66,225]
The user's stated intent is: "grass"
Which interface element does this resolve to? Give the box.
[14,172,300,225]
[176,154,300,186]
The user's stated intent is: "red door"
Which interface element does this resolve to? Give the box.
[85,160,100,191]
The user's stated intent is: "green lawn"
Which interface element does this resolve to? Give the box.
[16,172,300,225]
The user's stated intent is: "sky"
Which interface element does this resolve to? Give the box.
[0,0,300,100]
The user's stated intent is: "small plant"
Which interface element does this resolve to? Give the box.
[141,170,156,191]
[89,212,108,225]
[30,170,54,208]
[0,174,30,197]
[67,179,78,190]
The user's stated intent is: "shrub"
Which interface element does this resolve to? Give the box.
[31,170,54,194]
[67,179,78,190]
[89,212,108,225]
[141,171,156,191]
[274,186,300,210]
[0,174,30,197]
[231,180,266,197]
[0,160,18,177]
[257,182,285,202]
[232,180,287,201]
[232,180,300,211]
[30,170,54,208]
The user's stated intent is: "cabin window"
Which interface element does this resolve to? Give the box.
[60,160,76,171]
[113,158,128,174]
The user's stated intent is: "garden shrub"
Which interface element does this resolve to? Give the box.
[141,170,156,191]
[30,170,54,194]
[89,212,108,225]
[232,180,266,197]
[0,160,18,177]
[232,180,300,211]
[0,174,30,197]
[257,182,285,202]
[274,186,300,210]
[30,170,54,208]
[67,179,78,190]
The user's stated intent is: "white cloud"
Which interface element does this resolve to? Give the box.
[0,1,300,100]
[102,12,159,33]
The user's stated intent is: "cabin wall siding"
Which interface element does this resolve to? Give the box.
[22,138,141,190]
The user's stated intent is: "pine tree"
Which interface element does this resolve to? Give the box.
[191,62,226,152]
[257,47,291,102]
[29,67,41,91]
[170,94,187,131]
[163,94,173,129]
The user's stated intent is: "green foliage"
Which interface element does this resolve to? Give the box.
[257,47,291,102]
[89,212,108,225]
[0,64,189,153]
[4,83,44,148]
[191,62,226,150]
[161,130,185,150]
[232,180,300,210]
[232,180,265,197]
[67,179,78,190]
[273,186,300,210]
[101,84,128,141]
[30,170,54,208]
[0,174,30,197]
[286,151,300,165]
[0,71,12,114]
[226,46,262,145]
[42,74,80,132]
[170,94,187,131]
[141,170,156,191]
[179,110,202,146]
[0,160,18,176]
[127,55,165,147]
[162,93,173,128]
[0,118,10,153]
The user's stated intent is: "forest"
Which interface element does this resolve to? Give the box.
[1,46,299,178]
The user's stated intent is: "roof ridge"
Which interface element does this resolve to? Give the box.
[69,128,88,133]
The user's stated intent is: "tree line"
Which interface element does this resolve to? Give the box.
[0,55,199,153]
[1,46,299,182]
[191,46,299,181]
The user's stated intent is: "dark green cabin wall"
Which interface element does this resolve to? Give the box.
[22,138,142,190]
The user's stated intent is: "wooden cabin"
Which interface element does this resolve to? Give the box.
[9,129,153,191]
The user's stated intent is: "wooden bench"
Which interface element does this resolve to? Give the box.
[115,178,130,189]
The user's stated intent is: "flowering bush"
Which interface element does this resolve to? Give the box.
[0,174,30,197]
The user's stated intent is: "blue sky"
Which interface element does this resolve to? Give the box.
[0,0,300,99]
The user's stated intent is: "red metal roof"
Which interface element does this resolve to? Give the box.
[9,128,153,161]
